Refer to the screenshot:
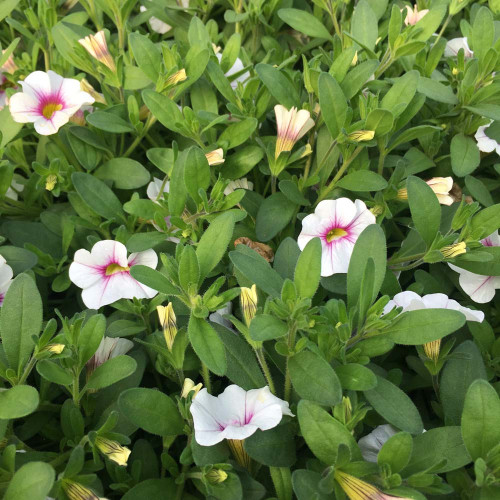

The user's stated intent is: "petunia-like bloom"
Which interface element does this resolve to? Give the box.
[335,470,412,500]
[403,4,428,26]
[475,122,500,155]
[0,255,13,307]
[297,198,376,277]
[9,70,94,135]
[78,31,116,71]
[274,105,315,158]
[95,436,131,466]
[444,37,474,58]
[147,176,169,203]
[216,52,250,90]
[190,385,293,446]
[205,148,225,166]
[449,231,500,303]
[358,425,398,463]
[69,240,158,309]
[86,336,133,376]
[224,178,253,196]
[398,177,454,205]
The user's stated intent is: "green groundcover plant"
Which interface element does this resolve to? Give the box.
[1,0,500,498]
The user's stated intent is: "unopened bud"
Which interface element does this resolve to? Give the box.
[45,174,57,191]
[441,241,466,259]
[45,343,65,355]
[157,303,177,350]
[181,378,203,399]
[95,436,131,466]
[240,284,258,327]
[205,468,228,484]
[166,69,187,86]
[424,339,441,364]
[205,148,224,166]
[348,130,375,142]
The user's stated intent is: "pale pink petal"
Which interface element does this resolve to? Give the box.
[0,260,13,288]
[20,71,52,99]
[9,92,40,123]
[92,240,128,267]
[128,249,158,268]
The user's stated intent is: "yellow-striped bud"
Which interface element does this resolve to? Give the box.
[45,174,57,191]
[441,242,466,259]
[351,51,358,66]
[166,69,187,86]
[62,480,105,500]
[78,31,116,71]
[45,343,65,355]
[157,303,177,350]
[424,339,441,364]
[227,439,251,469]
[181,378,203,399]
[95,436,131,466]
[452,67,459,76]
[205,468,228,484]
[240,284,258,327]
[348,130,375,142]
[335,470,412,499]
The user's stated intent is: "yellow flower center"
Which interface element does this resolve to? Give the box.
[326,228,347,242]
[42,102,63,119]
[105,263,130,275]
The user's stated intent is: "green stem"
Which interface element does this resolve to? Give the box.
[255,348,276,395]
[377,148,386,176]
[388,252,426,265]
[17,356,36,385]
[124,115,157,157]
[434,15,452,46]
[284,324,297,402]
[201,363,211,394]
[72,370,80,408]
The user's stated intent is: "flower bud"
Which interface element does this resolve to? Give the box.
[78,31,116,71]
[157,303,177,350]
[348,130,375,142]
[62,480,105,500]
[441,241,466,259]
[424,339,441,364]
[80,79,106,104]
[181,378,203,399]
[45,174,57,191]
[274,105,314,159]
[2,51,17,74]
[240,284,258,327]
[205,148,225,166]
[45,343,65,354]
[95,436,131,466]
[205,468,228,484]
[166,69,187,86]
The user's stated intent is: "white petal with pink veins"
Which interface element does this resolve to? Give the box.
[128,248,158,268]
[9,92,40,122]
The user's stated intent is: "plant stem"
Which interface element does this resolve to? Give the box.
[72,370,80,407]
[388,252,426,265]
[255,348,276,394]
[17,356,36,385]
[284,324,297,402]
[201,363,211,393]
[124,115,157,157]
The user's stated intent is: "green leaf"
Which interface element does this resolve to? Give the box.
[387,125,440,152]
[462,380,500,460]
[95,158,150,189]
[335,363,377,390]
[0,385,39,419]
[119,388,184,436]
[277,8,331,39]
[294,237,321,299]
[256,193,297,242]
[407,175,441,246]
[184,147,210,203]
[378,432,412,473]
[142,90,184,134]
[179,245,200,293]
[364,376,424,434]
[130,266,179,295]
[440,340,487,425]
[188,316,226,376]
[471,6,494,62]
[417,77,458,105]
[318,72,347,141]
[384,309,466,345]
[292,470,331,500]
[298,400,361,464]
[289,350,342,406]
[365,108,394,136]
[218,118,258,149]
[470,204,500,239]
[0,274,42,374]
[351,0,378,50]
[341,60,379,100]
[205,59,238,106]
[223,146,264,179]
[249,314,288,341]
[196,211,237,280]
[37,360,73,386]
[129,32,161,83]
[72,172,124,221]
[4,462,55,500]
[87,110,135,133]
[84,355,137,391]
[381,71,419,116]
[465,175,494,207]
[122,479,177,500]
[255,63,299,109]
[337,171,387,191]
[0,0,20,22]
[0,246,37,274]
[245,424,296,467]
[465,104,500,121]
[451,133,480,177]
[78,314,106,367]
[347,224,386,309]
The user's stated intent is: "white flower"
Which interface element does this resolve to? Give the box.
[297,198,376,277]
[216,52,250,89]
[224,178,254,196]
[87,336,134,374]
[358,425,398,462]
[449,231,500,303]
[9,70,94,135]
[444,37,474,58]
[209,302,233,329]
[140,5,171,34]
[403,4,429,26]
[475,122,500,155]
[0,255,13,307]
[69,240,158,309]
[383,290,484,322]
[190,385,293,446]
[147,176,169,203]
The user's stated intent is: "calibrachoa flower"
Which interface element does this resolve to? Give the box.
[297,198,376,277]
[216,52,250,89]
[9,70,95,135]
[274,104,314,158]
[205,148,225,166]
[140,1,189,34]
[86,337,133,376]
[147,176,169,202]
[95,436,131,466]
[69,240,158,309]
[0,255,13,307]
[398,177,454,205]
[444,37,473,58]
[224,178,253,195]
[78,31,116,71]
[450,231,500,303]
[335,470,412,500]
[358,425,398,463]
[190,385,293,446]
[157,303,177,350]
[475,122,500,155]
[403,4,428,25]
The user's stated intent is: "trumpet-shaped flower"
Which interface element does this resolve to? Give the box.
[449,231,500,303]
[190,385,293,446]
[274,105,314,158]
[87,336,133,375]
[403,4,429,25]
[205,148,225,166]
[69,240,158,309]
[78,31,116,71]
[95,436,131,466]
[475,122,500,155]
[147,176,169,202]
[444,37,474,58]
[398,177,454,205]
[224,178,253,195]
[298,198,376,277]
[216,52,250,89]
[9,70,94,135]
[0,255,13,307]
[358,425,398,462]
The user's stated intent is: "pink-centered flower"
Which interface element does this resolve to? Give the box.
[69,240,158,309]
[298,198,376,277]
[275,105,314,158]
[449,231,500,303]
[190,385,293,446]
[9,70,94,135]
[403,4,428,26]
[0,255,13,307]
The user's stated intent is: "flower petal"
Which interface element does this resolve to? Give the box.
[128,248,158,268]
[9,92,40,123]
